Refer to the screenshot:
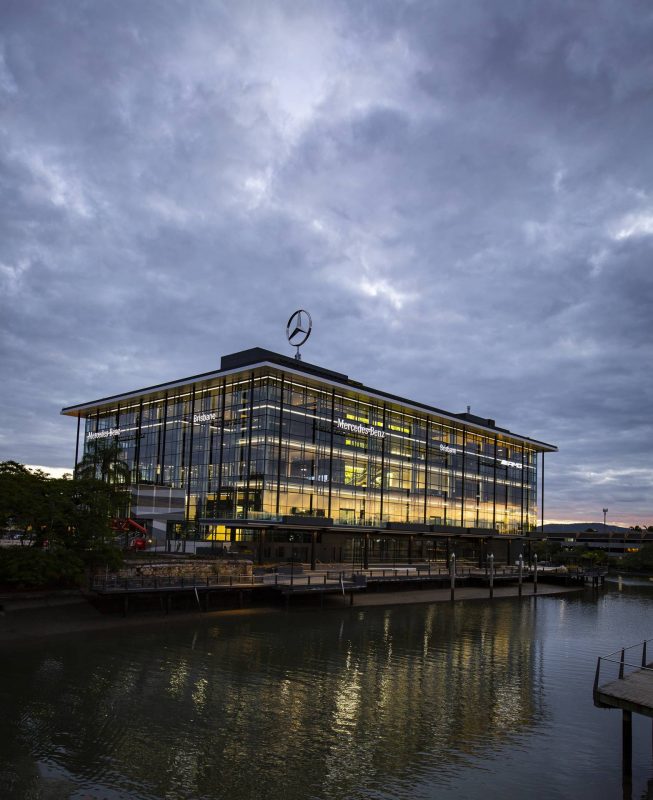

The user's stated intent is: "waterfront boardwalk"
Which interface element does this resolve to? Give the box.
[0,580,582,645]
[336,582,579,608]
[593,640,653,776]
[84,562,588,614]
[595,665,653,718]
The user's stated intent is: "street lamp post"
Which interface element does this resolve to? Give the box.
[603,508,609,556]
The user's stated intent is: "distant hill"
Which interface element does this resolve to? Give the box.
[542,522,633,533]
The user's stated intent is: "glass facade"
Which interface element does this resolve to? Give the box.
[69,356,554,549]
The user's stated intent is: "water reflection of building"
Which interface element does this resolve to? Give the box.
[61,348,556,561]
[6,602,545,798]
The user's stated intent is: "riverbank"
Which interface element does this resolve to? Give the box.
[0,582,584,646]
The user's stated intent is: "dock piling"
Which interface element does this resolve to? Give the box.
[489,553,494,600]
[518,555,523,597]
[623,710,633,776]
[450,554,456,602]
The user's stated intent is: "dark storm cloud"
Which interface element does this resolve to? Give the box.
[1,0,652,524]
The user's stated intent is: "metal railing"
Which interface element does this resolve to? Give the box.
[594,639,653,693]
[92,569,359,592]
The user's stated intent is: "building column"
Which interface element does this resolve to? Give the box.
[310,530,317,571]
[363,532,369,570]
[257,529,266,565]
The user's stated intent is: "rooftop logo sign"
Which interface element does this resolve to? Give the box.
[286,309,312,360]
[335,418,385,439]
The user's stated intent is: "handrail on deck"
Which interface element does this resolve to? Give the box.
[594,639,653,693]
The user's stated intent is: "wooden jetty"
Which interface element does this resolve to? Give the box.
[90,569,365,614]
[594,639,653,777]
[88,560,602,615]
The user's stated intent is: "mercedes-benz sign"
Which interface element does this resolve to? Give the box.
[286,309,312,358]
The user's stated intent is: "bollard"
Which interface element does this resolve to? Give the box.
[489,553,494,600]
[518,554,523,597]
[450,553,456,601]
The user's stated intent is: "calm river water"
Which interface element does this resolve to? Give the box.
[1,580,653,800]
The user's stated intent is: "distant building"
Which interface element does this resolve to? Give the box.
[61,348,557,563]
[533,528,653,557]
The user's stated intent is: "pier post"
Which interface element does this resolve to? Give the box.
[489,553,494,600]
[623,710,633,776]
[450,553,456,602]
[518,555,523,597]
[533,554,538,594]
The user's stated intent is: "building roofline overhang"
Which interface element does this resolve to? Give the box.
[60,349,558,452]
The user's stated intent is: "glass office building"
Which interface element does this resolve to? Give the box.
[61,348,556,563]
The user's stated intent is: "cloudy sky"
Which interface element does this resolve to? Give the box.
[1,0,652,526]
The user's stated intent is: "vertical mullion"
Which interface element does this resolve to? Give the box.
[74,415,80,478]
[541,452,545,534]
[492,435,497,531]
[379,404,386,524]
[423,418,430,526]
[216,379,227,516]
[460,428,466,528]
[185,387,196,531]
[159,393,168,485]
[327,388,335,520]
[134,399,143,485]
[520,445,525,533]
[244,372,255,519]
[275,375,285,516]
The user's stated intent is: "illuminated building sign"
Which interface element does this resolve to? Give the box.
[193,412,218,423]
[335,418,385,439]
[87,428,121,441]
[439,444,456,455]
[500,459,523,470]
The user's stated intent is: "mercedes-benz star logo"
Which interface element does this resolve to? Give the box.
[286,309,312,351]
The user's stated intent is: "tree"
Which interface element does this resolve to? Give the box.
[622,544,653,572]
[75,440,131,484]
[0,461,50,538]
[0,461,128,587]
[0,460,128,550]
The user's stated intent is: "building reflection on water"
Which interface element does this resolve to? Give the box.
[1,600,546,799]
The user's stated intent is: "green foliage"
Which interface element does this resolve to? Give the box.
[0,547,85,589]
[0,461,129,549]
[0,461,130,588]
[75,440,130,484]
[622,544,653,572]
[579,549,607,566]
[531,540,563,561]
[82,544,124,572]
